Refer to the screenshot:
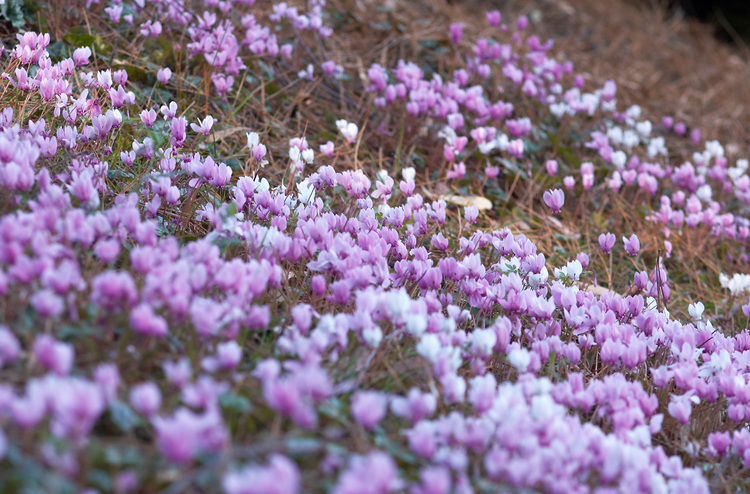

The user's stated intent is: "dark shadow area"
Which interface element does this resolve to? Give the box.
[673,0,750,45]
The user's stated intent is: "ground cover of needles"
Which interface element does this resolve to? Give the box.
[3,0,750,492]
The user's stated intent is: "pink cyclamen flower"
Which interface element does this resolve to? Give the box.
[599,233,616,254]
[191,115,215,135]
[72,47,92,66]
[545,159,558,175]
[691,128,701,144]
[464,205,479,224]
[486,10,501,26]
[351,391,388,430]
[157,67,172,84]
[668,394,695,425]
[507,139,524,157]
[140,109,157,128]
[320,141,335,156]
[223,455,300,494]
[33,334,74,376]
[130,382,162,417]
[542,189,564,213]
[623,234,640,256]
[449,23,462,45]
[0,326,21,368]
[563,175,575,189]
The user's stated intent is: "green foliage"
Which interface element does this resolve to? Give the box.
[1,0,27,29]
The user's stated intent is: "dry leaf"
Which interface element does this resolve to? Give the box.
[198,127,246,149]
[439,194,493,211]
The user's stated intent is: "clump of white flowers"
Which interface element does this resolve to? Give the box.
[719,272,750,296]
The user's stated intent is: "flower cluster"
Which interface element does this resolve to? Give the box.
[0,0,749,492]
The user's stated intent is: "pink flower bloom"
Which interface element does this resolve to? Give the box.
[0,327,20,368]
[446,161,466,179]
[30,289,65,318]
[223,455,300,494]
[163,358,192,388]
[623,234,640,256]
[351,391,388,430]
[449,23,462,45]
[507,138,524,157]
[464,205,479,224]
[391,388,436,423]
[33,335,74,376]
[599,233,615,254]
[157,67,172,84]
[545,159,558,175]
[94,363,120,404]
[320,141,335,156]
[140,109,157,128]
[130,382,162,417]
[486,10,501,27]
[72,47,92,66]
[691,128,701,144]
[333,451,401,494]
[215,341,242,370]
[668,394,694,425]
[190,115,215,135]
[543,189,565,213]
[130,303,168,337]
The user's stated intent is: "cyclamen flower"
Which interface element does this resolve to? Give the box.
[320,141,335,156]
[507,138,524,157]
[33,335,74,376]
[337,169,371,199]
[668,394,698,425]
[545,159,558,175]
[130,382,162,417]
[191,115,215,135]
[623,234,640,256]
[140,109,157,128]
[72,47,92,66]
[688,302,704,320]
[130,303,168,337]
[0,327,20,368]
[449,23,462,45]
[223,455,300,494]
[599,232,616,254]
[555,259,583,281]
[446,161,466,179]
[157,67,172,84]
[486,10,501,26]
[542,189,564,213]
[391,388,436,423]
[333,452,401,494]
[351,391,388,430]
[336,119,359,143]
[464,205,479,224]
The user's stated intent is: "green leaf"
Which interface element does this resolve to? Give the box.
[63,27,95,49]
[1,0,26,29]
[285,436,322,455]
[109,401,140,433]
[87,470,113,492]
[218,392,251,414]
